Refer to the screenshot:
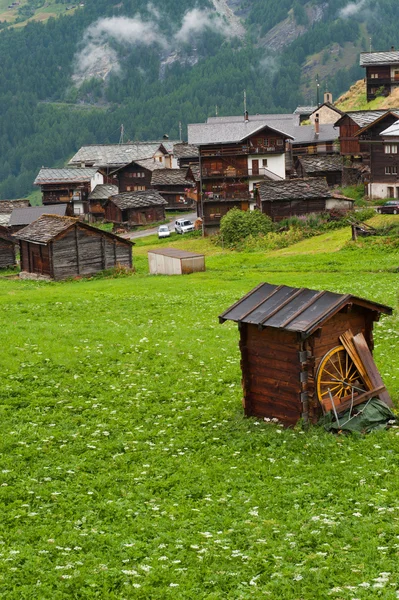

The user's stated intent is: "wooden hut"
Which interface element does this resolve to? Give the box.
[219,283,392,426]
[148,248,205,275]
[295,155,343,187]
[0,226,16,269]
[14,214,133,280]
[105,190,167,227]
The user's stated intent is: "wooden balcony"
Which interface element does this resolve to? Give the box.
[201,144,283,158]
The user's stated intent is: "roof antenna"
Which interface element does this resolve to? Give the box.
[179,121,182,143]
[119,124,124,144]
[244,89,248,122]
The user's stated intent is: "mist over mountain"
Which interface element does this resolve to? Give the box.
[1,0,399,199]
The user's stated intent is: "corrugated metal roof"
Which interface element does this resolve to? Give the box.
[151,168,193,186]
[188,121,293,145]
[108,190,167,210]
[297,155,343,173]
[148,248,203,259]
[9,204,68,226]
[34,168,99,185]
[88,184,119,201]
[68,143,166,168]
[257,177,331,202]
[219,283,392,338]
[380,119,399,137]
[360,50,399,66]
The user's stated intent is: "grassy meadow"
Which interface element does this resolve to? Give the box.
[0,220,399,599]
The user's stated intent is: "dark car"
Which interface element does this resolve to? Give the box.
[377,200,399,214]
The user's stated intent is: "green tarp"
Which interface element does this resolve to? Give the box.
[319,398,397,434]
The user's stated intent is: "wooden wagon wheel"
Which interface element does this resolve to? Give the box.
[316,345,365,406]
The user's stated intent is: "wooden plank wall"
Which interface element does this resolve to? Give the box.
[0,239,16,268]
[240,324,303,425]
[262,199,326,221]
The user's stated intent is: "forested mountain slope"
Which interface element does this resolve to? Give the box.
[1,0,399,199]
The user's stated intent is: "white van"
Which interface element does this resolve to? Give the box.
[175,218,195,234]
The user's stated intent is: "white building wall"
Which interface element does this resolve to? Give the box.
[369,182,399,199]
[90,171,104,190]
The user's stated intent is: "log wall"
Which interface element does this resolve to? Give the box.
[0,238,16,269]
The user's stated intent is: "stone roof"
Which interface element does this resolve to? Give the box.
[190,164,201,182]
[294,106,318,115]
[34,167,99,185]
[88,184,119,201]
[9,204,69,226]
[188,121,293,145]
[134,158,166,172]
[207,113,297,123]
[14,215,78,243]
[257,178,332,203]
[151,169,194,187]
[0,199,30,214]
[108,190,167,210]
[336,109,399,128]
[68,143,167,169]
[360,50,399,66]
[173,142,199,158]
[381,120,399,137]
[297,155,343,173]
[290,124,338,145]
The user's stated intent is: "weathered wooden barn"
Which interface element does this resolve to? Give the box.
[105,190,167,227]
[14,214,133,280]
[34,168,103,215]
[151,168,197,210]
[255,178,353,221]
[0,226,16,269]
[335,109,399,157]
[295,155,343,186]
[219,283,392,426]
[87,184,118,221]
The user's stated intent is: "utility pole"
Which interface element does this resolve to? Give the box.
[179,121,182,142]
[316,74,320,107]
[119,124,124,144]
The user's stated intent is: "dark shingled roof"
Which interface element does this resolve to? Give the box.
[297,155,343,173]
[151,169,194,187]
[173,143,199,159]
[360,50,399,66]
[257,178,332,202]
[9,204,68,226]
[0,199,30,214]
[14,215,78,244]
[108,190,167,210]
[219,283,392,339]
[190,164,201,182]
[34,167,99,185]
[88,184,119,201]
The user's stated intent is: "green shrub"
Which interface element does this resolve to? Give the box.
[219,208,273,247]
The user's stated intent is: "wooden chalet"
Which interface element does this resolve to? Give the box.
[0,199,30,226]
[87,184,118,221]
[151,168,197,210]
[334,109,399,157]
[68,143,172,182]
[188,116,293,233]
[295,155,343,186]
[105,190,167,227]
[0,226,16,269]
[14,215,133,280]
[219,283,392,426]
[112,158,166,194]
[34,168,103,216]
[255,178,353,221]
[8,204,71,233]
[363,118,399,199]
[360,49,399,101]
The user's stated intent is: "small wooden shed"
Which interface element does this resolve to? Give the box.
[0,226,16,269]
[14,214,133,280]
[105,190,167,227]
[219,283,393,426]
[148,248,205,275]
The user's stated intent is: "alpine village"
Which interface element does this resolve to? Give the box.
[1,1,399,597]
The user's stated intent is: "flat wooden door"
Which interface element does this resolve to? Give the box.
[252,159,259,175]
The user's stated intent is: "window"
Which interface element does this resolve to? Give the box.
[277,139,284,146]
[133,185,146,191]
[384,144,398,154]
[370,73,379,79]
[262,159,268,167]
[385,166,398,174]
[158,157,163,162]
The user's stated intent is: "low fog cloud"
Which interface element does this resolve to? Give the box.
[339,0,368,18]
[73,6,234,85]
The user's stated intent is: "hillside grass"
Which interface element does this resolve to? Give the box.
[0,223,399,598]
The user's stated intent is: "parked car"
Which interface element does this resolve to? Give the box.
[377,200,399,214]
[175,218,195,234]
[158,225,170,239]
